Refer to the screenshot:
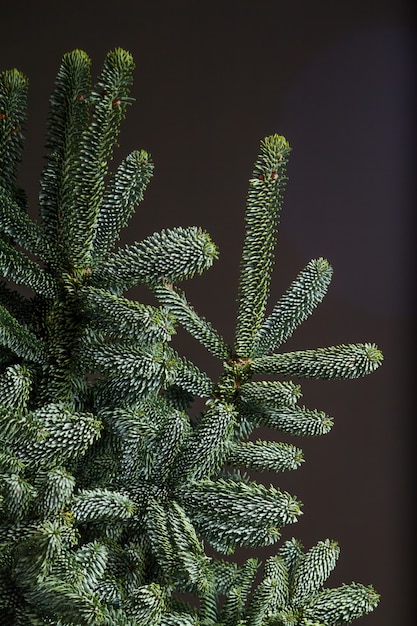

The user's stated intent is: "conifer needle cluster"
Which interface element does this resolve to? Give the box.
[0,49,382,625]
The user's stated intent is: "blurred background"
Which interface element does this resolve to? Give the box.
[1,1,415,623]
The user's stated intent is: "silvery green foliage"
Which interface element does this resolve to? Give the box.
[0,49,382,624]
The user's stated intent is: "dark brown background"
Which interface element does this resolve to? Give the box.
[1,1,415,623]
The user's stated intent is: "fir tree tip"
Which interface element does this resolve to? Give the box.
[365,343,383,367]
[314,257,332,275]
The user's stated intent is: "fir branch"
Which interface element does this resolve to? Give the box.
[63,48,136,268]
[92,149,154,262]
[12,519,79,585]
[243,576,280,626]
[169,349,214,397]
[174,400,237,482]
[71,488,135,524]
[207,558,240,596]
[13,404,102,466]
[167,500,210,591]
[253,258,333,357]
[127,582,166,624]
[149,408,191,485]
[23,576,104,626]
[144,498,175,575]
[39,49,91,253]
[251,342,383,379]
[0,446,25,474]
[73,541,108,594]
[0,304,47,363]
[91,226,218,294]
[160,612,199,626]
[239,380,302,408]
[228,440,304,473]
[0,237,59,297]
[0,49,383,625]
[153,282,230,360]
[0,188,57,267]
[79,286,175,344]
[278,538,307,585]
[218,558,259,626]
[0,69,28,194]
[80,341,174,404]
[260,405,334,437]
[35,467,76,518]
[262,555,290,612]
[303,582,380,625]
[291,539,340,604]
[234,135,291,357]
[177,478,302,554]
[0,364,33,411]
[0,473,37,522]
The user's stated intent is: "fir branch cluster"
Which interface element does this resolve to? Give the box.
[0,50,382,625]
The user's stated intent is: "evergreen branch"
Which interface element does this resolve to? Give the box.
[218,558,259,626]
[0,237,59,297]
[39,49,91,252]
[35,467,76,518]
[0,364,33,411]
[91,226,218,293]
[127,583,166,624]
[63,49,136,268]
[168,500,210,591]
[73,541,108,594]
[128,583,166,626]
[291,539,340,604]
[0,445,25,474]
[207,558,240,596]
[243,576,279,626]
[169,348,214,397]
[239,380,302,408]
[303,583,380,624]
[174,400,236,482]
[0,474,37,522]
[153,282,231,360]
[177,478,302,554]
[253,258,333,357]
[278,538,305,585]
[78,336,157,377]
[79,341,174,402]
[0,188,58,266]
[92,149,154,261]
[12,519,79,585]
[79,286,175,344]
[262,555,290,612]
[251,343,383,379]
[261,406,334,437]
[164,384,194,411]
[0,407,41,448]
[144,498,175,574]
[234,135,291,357]
[228,440,304,473]
[0,69,28,194]
[0,304,47,363]
[13,404,102,465]
[160,612,199,625]
[71,488,135,523]
[149,408,191,485]
[23,576,104,626]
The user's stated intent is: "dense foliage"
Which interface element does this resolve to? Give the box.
[0,49,382,625]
